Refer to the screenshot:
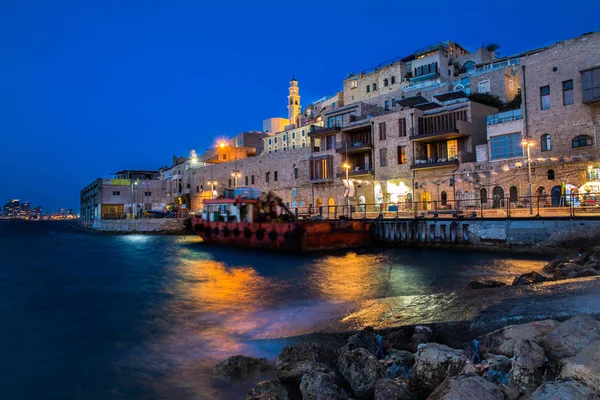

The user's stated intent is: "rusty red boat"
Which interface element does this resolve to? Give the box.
[191,189,372,251]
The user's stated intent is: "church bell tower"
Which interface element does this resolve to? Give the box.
[287,77,300,125]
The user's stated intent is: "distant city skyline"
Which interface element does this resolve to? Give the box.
[1,1,599,212]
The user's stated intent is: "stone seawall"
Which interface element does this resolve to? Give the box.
[374,217,600,249]
[80,218,188,234]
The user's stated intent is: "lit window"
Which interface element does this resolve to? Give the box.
[350,79,358,88]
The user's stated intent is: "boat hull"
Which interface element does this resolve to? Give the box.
[191,218,373,251]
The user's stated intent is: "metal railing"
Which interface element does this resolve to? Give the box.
[487,109,523,125]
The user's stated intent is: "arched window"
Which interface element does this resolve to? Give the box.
[492,186,505,209]
[441,191,447,206]
[366,85,370,93]
[383,78,389,87]
[327,197,335,215]
[373,83,377,91]
[460,60,475,73]
[541,134,551,151]
[509,186,518,202]
[547,169,555,180]
[480,188,488,205]
[406,193,413,208]
[391,76,396,84]
[572,135,593,148]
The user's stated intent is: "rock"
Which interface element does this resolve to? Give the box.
[380,349,415,379]
[554,262,588,279]
[510,339,547,394]
[214,355,273,380]
[573,252,592,266]
[577,269,600,277]
[338,347,384,398]
[560,340,600,393]
[530,378,598,399]
[427,374,503,400]
[479,319,560,357]
[247,380,291,400]
[512,271,551,286]
[412,343,473,392]
[382,329,412,352]
[374,378,414,400]
[276,342,336,384]
[412,326,433,345]
[540,316,600,360]
[299,368,350,400]
[346,326,382,357]
[585,261,600,270]
[467,280,507,289]
[480,353,511,385]
[541,259,565,274]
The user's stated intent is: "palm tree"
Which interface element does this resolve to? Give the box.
[485,43,500,54]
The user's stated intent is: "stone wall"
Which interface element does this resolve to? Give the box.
[85,218,188,233]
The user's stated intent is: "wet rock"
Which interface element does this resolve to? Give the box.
[480,353,511,385]
[539,316,600,361]
[346,326,381,357]
[554,262,589,279]
[412,343,473,392]
[560,340,600,393]
[479,319,560,357]
[427,374,503,400]
[576,269,600,278]
[382,329,412,352]
[530,378,598,400]
[467,280,507,289]
[380,349,415,379]
[512,271,551,286]
[411,326,433,345]
[510,339,547,394]
[214,355,273,380]
[541,259,566,274]
[276,342,336,384]
[278,361,330,386]
[573,252,593,266]
[299,367,350,400]
[247,380,291,400]
[338,347,384,398]
[585,261,600,270]
[374,378,414,400]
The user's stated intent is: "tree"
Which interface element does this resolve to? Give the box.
[504,91,522,110]
[485,43,500,53]
[468,92,504,109]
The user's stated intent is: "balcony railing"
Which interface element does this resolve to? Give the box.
[336,168,374,177]
[411,158,459,170]
[487,109,523,125]
[336,139,372,153]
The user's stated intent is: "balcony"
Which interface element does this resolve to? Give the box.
[487,109,522,125]
[309,126,341,137]
[336,168,374,178]
[411,158,459,170]
[411,119,470,142]
[336,139,372,153]
[409,72,440,83]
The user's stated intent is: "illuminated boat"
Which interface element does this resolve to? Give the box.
[191,189,372,252]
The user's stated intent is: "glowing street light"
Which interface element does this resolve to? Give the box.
[521,137,534,215]
[208,179,218,199]
[342,161,351,217]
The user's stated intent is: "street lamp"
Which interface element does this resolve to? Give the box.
[208,179,218,199]
[342,161,351,217]
[521,137,534,215]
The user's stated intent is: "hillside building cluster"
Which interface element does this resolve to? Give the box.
[81,32,600,220]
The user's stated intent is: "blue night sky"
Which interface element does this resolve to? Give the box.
[1,0,598,213]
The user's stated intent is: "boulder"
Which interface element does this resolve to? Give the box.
[530,378,598,400]
[346,326,382,357]
[560,340,600,393]
[380,349,415,379]
[247,380,291,400]
[512,271,551,286]
[480,353,511,385]
[338,347,384,398]
[427,374,503,400]
[374,378,414,400]
[554,262,588,279]
[585,261,600,270]
[276,342,336,384]
[412,343,473,392]
[510,339,547,394]
[467,280,507,290]
[214,355,273,380]
[541,259,565,274]
[299,368,350,400]
[278,361,330,386]
[411,326,433,345]
[479,319,560,357]
[382,329,412,352]
[540,316,600,361]
[573,252,593,266]
[576,269,600,278]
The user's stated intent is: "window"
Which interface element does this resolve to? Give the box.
[268,138,272,145]
[490,133,524,160]
[397,146,406,164]
[222,153,227,160]
[509,186,518,202]
[380,148,387,167]
[274,171,278,181]
[547,169,555,180]
[309,156,333,181]
[245,176,248,185]
[379,122,387,140]
[480,188,488,205]
[540,86,551,110]
[366,85,370,93]
[384,100,390,110]
[228,179,232,188]
[145,191,151,196]
[478,80,491,93]
[541,134,551,151]
[509,80,514,91]
[302,130,305,136]
[112,191,120,196]
[196,186,200,193]
[373,83,377,91]
[350,79,358,88]
[292,132,296,139]
[265,172,270,183]
[398,118,407,136]
[572,135,593,148]
[391,76,396,84]
[274,137,278,143]
[283,135,287,141]
[384,78,389,86]
[292,189,297,197]
[251,175,255,184]
[325,135,336,150]
[294,168,298,179]
[292,144,296,149]
[582,67,600,103]
[441,191,447,206]
[302,142,306,148]
[563,80,574,106]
